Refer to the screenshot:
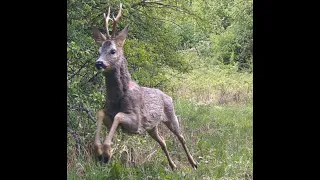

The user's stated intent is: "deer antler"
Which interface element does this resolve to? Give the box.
[104,7,111,38]
[111,3,122,38]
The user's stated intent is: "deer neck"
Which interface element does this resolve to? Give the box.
[104,55,131,103]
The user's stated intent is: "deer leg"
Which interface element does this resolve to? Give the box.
[102,112,138,163]
[164,115,198,169]
[94,109,106,162]
[147,126,177,170]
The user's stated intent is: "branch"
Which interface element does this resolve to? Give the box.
[88,72,100,83]
[67,127,81,152]
[131,0,147,8]
[133,8,182,29]
[129,0,205,32]
[144,1,174,7]
[67,52,98,81]
[80,106,96,123]
[131,0,181,9]
[68,103,96,123]
[67,127,81,140]
[131,0,200,19]
[67,60,90,81]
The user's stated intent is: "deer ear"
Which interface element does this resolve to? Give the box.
[92,27,106,45]
[115,25,129,47]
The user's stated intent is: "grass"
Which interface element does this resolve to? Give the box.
[67,99,252,180]
[67,57,253,179]
[166,63,253,106]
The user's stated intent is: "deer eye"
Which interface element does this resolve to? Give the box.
[110,49,116,54]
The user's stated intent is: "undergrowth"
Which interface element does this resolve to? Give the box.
[68,100,252,180]
[67,57,253,179]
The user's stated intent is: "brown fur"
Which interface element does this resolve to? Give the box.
[92,5,197,170]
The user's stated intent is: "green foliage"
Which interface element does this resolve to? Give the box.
[67,0,197,115]
[209,0,253,71]
[67,0,253,112]
[67,0,253,179]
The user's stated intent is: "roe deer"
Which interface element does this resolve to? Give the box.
[92,3,197,170]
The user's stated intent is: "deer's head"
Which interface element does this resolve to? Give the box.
[92,3,128,72]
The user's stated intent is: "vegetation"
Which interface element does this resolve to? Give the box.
[67,0,252,179]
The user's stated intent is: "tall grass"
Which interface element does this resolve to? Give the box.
[68,100,252,179]
[67,55,253,179]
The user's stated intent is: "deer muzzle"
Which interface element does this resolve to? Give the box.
[95,61,106,70]
[96,61,112,71]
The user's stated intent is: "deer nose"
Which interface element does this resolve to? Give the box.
[95,61,106,70]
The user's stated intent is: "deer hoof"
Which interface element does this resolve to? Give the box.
[102,155,109,163]
[97,155,103,162]
[192,163,198,169]
[96,154,109,163]
[170,163,177,171]
[102,152,111,163]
